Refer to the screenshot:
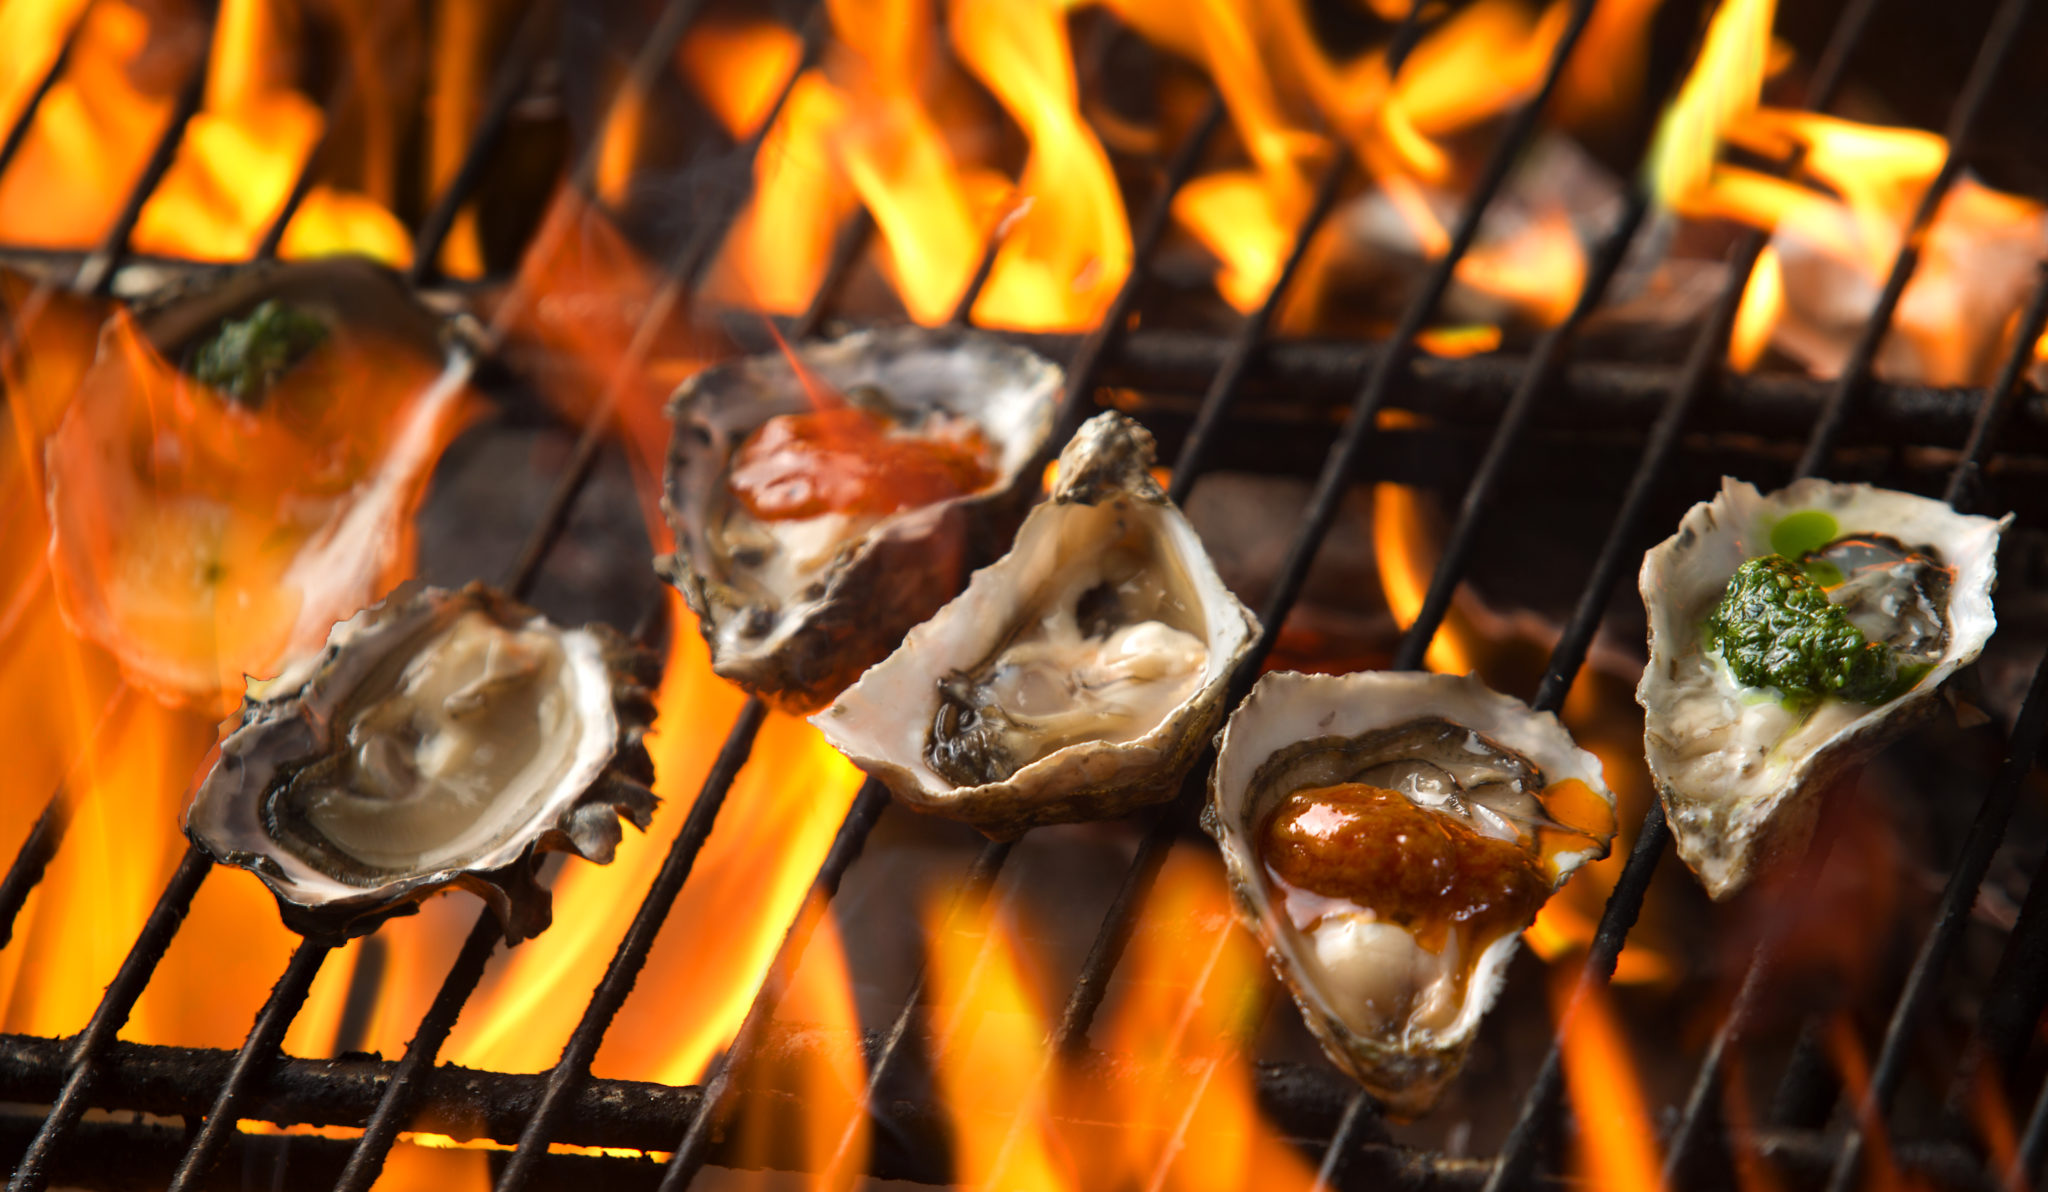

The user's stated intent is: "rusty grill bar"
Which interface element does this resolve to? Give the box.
[1,0,2047,1189]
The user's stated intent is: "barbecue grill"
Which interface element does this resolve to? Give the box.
[3,0,2048,1189]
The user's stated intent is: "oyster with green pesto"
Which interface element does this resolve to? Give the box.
[1638,478,2007,898]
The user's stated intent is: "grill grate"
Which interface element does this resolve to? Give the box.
[2,0,2047,1189]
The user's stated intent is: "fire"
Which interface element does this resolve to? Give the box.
[129,0,411,264]
[1654,0,2047,383]
[1554,968,1664,1190]
[427,0,497,278]
[0,0,196,249]
[927,848,1318,1190]
[1372,475,1476,675]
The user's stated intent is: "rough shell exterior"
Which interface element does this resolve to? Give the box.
[1203,670,1614,1117]
[184,583,659,942]
[812,412,1258,838]
[658,326,1059,713]
[1637,477,2006,899]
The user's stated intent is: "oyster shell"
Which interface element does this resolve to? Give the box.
[45,258,472,712]
[659,326,1059,713]
[1639,477,2007,898]
[185,583,659,942]
[813,412,1257,838]
[1205,671,1615,1116]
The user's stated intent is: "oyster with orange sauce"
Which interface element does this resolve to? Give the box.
[659,327,1059,712]
[1205,671,1616,1115]
[1639,478,2007,898]
[45,259,474,713]
[812,412,1257,837]
[186,584,659,942]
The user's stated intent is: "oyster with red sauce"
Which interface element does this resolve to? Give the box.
[1205,671,1616,1116]
[659,327,1059,712]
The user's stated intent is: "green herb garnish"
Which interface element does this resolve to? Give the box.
[189,299,329,405]
[1704,554,1923,707]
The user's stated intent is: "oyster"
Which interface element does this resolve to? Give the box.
[186,584,659,942]
[45,258,472,711]
[659,326,1059,713]
[1205,671,1615,1116]
[813,413,1257,838]
[1639,477,2007,898]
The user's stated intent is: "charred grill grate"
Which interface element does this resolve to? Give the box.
[1,0,2047,1189]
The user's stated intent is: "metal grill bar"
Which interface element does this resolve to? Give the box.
[0,2,92,182]
[7,847,214,1192]
[165,939,337,1191]
[1478,0,1895,1176]
[407,0,563,284]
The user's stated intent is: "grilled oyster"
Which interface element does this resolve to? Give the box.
[659,326,1058,713]
[813,413,1257,838]
[1205,671,1615,1116]
[1639,477,2006,898]
[186,583,658,942]
[45,258,472,712]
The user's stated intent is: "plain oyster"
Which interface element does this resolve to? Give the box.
[659,326,1059,713]
[186,583,658,942]
[1639,477,2007,898]
[1205,671,1615,1116]
[813,412,1257,838]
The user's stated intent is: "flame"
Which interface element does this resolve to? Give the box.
[1645,0,1774,205]
[682,22,806,142]
[130,0,411,264]
[427,0,497,278]
[722,896,870,1192]
[1555,969,1664,1191]
[0,0,194,249]
[952,0,1132,329]
[1729,243,1784,371]
[0,0,93,137]
[928,849,1317,1190]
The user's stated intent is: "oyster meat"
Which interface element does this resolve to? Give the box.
[813,412,1257,837]
[186,584,658,941]
[1639,477,2007,898]
[660,326,1059,712]
[45,258,473,711]
[1205,671,1615,1115]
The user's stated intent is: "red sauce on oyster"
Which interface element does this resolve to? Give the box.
[1260,782,1550,952]
[727,407,996,521]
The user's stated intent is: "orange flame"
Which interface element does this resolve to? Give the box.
[0,0,194,249]
[1555,970,1664,1190]
[130,0,411,264]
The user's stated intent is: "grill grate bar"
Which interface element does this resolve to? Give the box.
[332,913,504,1192]
[501,4,827,600]
[1947,262,2048,508]
[69,4,218,299]
[7,846,214,1192]
[408,0,563,285]
[164,938,337,1191]
[491,698,770,1190]
[1828,653,2048,1192]
[654,84,1235,1192]
[0,2,93,183]
[1792,0,2041,483]
[0,683,131,950]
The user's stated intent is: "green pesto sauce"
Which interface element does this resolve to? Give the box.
[1705,554,1922,707]
[189,299,329,405]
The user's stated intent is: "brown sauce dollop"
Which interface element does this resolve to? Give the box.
[727,407,995,521]
[1260,782,1550,952]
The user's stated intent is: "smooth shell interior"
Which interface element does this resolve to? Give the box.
[1207,670,1613,1113]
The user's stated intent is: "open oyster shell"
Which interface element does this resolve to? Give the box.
[186,583,659,942]
[658,326,1059,713]
[46,258,472,711]
[813,412,1257,838]
[1205,671,1615,1116]
[1639,477,2007,898]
